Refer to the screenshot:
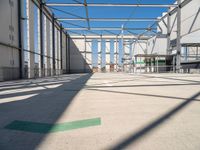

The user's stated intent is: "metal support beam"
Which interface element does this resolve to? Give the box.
[66,34,70,73]
[68,35,71,73]
[33,0,61,28]
[18,0,24,79]
[160,17,168,28]
[52,14,56,73]
[60,24,63,70]
[100,35,103,70]
[159,0,192,23]
[167,8,171,55]
[157,22,163,33]
[57,18,159,22]
[65,34,69,73]
[64,27,157,31]
[84,35,87,72]
[115,36,118,71]
[121,25,125,72]
[46,3,177,7]
[176,0,181,73]
[84,0,90,29]
[40,2,44,75]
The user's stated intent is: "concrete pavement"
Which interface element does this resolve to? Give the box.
[0,73,200,150]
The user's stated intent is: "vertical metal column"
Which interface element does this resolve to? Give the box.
[129,41,132,73]
[67,34,71,73]
[150,58,152,73]
[25,0,30,78]
[140,57,141,73]
[173,56,175,72]
[18,0,24,79]
[156,56,159,73]
[40,2,44,76]
[121,25,124,72]
[65,34,68,73]
[52,14,56,75]
[132,41,136,73]
[176,0,181,73]
[115,36,118,71]
[100,35,103,71]
[60,24,63,71]
[167,8,171,55]
[84,35,87,72]
[40,2,44,75]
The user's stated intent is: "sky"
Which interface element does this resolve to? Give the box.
[45,0,176,35]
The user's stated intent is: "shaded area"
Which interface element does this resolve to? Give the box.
[69,39,92,73]
[109,91,200,150]
[0,73,92,150]
[0,74,83,91]
[0,75,83,95]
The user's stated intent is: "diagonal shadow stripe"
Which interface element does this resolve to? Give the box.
[87,88,200,102]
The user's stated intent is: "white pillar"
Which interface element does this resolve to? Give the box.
[46,19,51,76]
[49,23,53,75]
[105,40,110,72]
[37,7,41,77]
[27,0,35,78]
[43,15,48,76]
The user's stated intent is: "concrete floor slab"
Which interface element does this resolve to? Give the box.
[0,73,200,150]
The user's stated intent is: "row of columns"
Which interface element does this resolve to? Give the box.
[84,38,124,72]
[84,38,136,72]
[22,0,64,78]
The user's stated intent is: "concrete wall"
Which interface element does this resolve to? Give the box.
[168,0,200,64]
[166,0,200,43]
[157,12,168,35]
[69,38,92,73]
[180,0,200,44]
[70,37,128,72]
[147,36,167,55]
[0,0,68,81]
[132,41,147,56]
[149,0,200,58]
[0,0,20,81]
[132,41,147,72]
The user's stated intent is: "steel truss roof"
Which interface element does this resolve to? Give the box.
[44,0,179,37]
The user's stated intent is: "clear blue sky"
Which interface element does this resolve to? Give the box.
[45,0,176,35]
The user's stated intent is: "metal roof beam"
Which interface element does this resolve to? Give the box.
[84,0,90,29]
[46,3,178,7]
[64,27,157,31]
[57,18,159,22]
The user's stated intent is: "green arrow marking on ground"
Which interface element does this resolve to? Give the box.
[4,118,101,133]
